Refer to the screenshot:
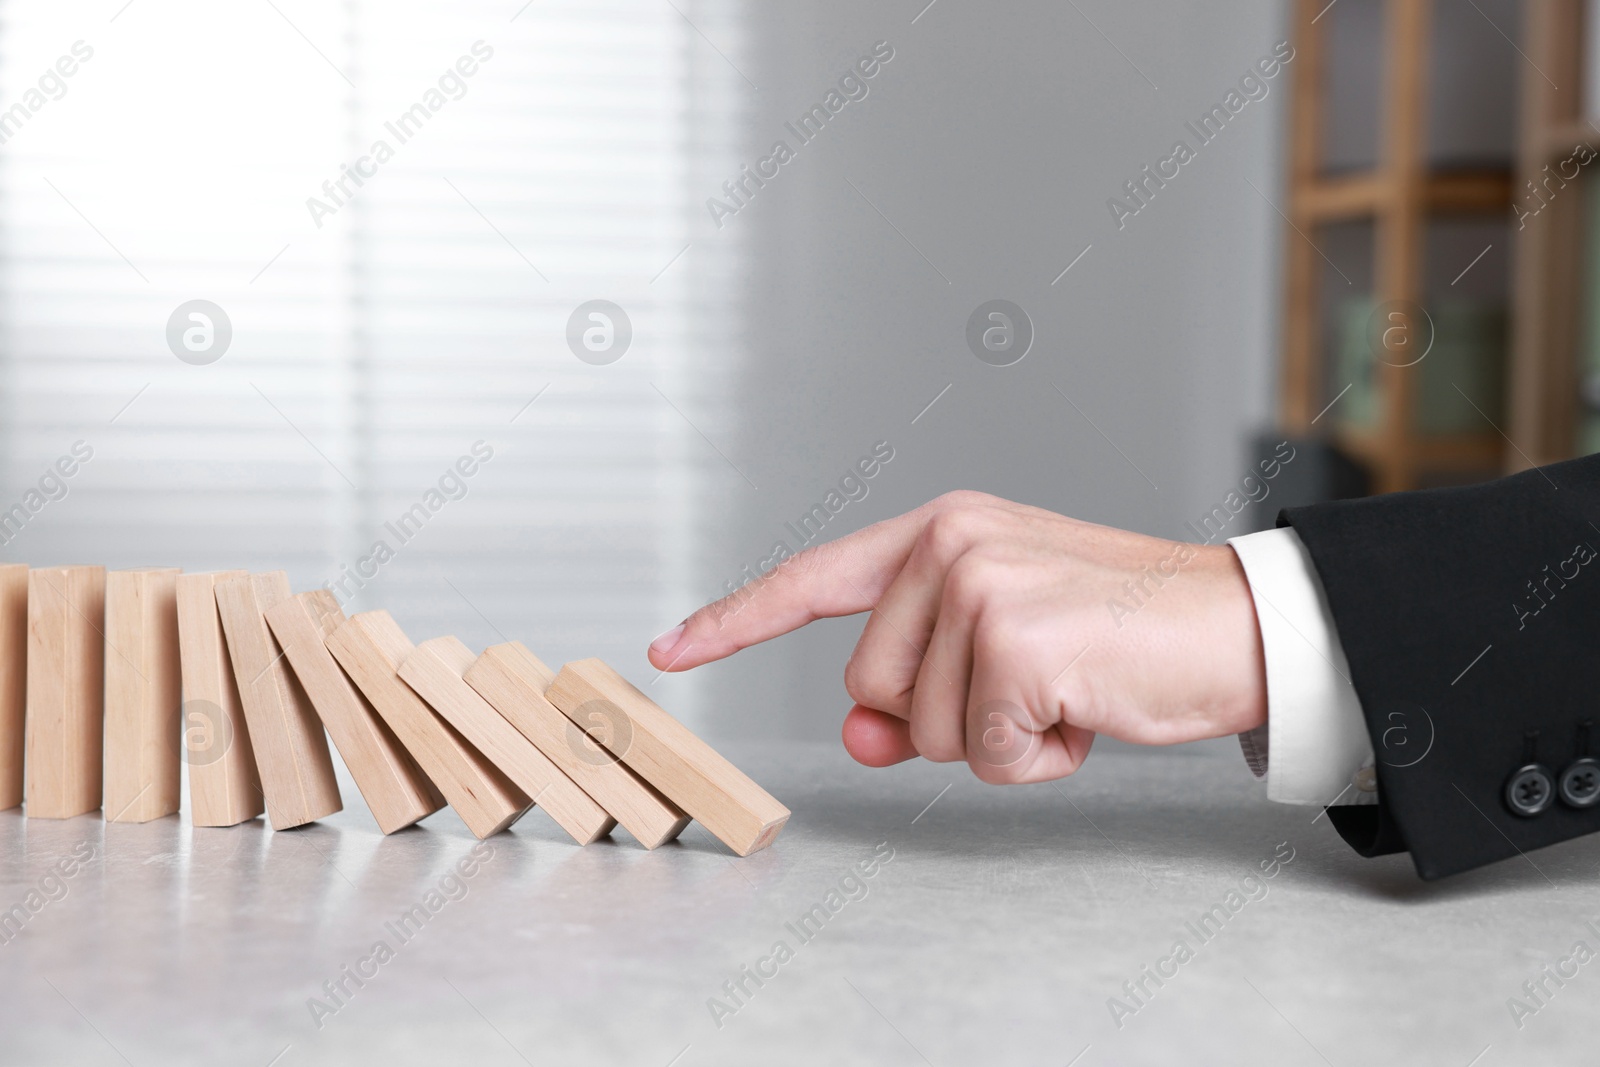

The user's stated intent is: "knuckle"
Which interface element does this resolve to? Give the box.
[965,698,1039,777]
[942,554,1001,614]
[842,654,871,704]
[918,496,1013,559]
[932,489,997,512]
[784,544,844,615]
[917,508,980,565]
[970,757,1027,785]
[767,545,820,592]
[972,613,1023,660]
[909,714,963,763]
[992,617,1056,672]
[843,653,898,710]
[696,584,747,621]
[783,542,827,576]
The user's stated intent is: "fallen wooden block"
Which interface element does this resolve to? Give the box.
[399,636,615,846]
[175,570,264,827]
[546,658,788,856]
[326,611,529,839]
[25,566,106,819]
[265,591,444,834]
[214,572,341,830]
[103,568,183,823]
[0,564,26,811]
[466,642,689,849]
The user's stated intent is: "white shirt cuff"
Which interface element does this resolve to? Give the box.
[1226,527,1377,808]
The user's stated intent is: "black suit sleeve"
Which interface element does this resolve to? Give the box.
[1280,453,1600,880]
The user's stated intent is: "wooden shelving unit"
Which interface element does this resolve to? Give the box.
[1509,0,1591,469]
[1280,0,1514,494]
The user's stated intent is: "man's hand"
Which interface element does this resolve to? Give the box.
[646,491,1266,784]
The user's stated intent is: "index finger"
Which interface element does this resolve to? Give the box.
[647,503,936,671]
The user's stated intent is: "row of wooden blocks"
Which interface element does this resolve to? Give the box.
[0,565,788,856]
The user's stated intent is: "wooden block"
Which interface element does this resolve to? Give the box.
[214,572,341,830]
[175,571,264,827]
[326,611,529,839]
[399,636,615,846]
[0,564,26,810]
[103,568,183,823]
[466,642,689,849]
[265,592,444,834]
[24,566,106,819]
[546,659,789,856]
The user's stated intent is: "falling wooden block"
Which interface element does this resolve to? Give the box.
[175,571,264,827]
[326,611,529,840]
[103,568,183,823]
[546,659,789,856]
[214,572,341,830]
[265,592,444,834]
[24,566,106,819]
[399,636,615,846]
[466,642,689,849]
[0,564,27,811]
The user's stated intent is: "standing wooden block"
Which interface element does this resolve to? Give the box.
[326,611,528,840]
[546,659,789,856]
[103,568,183,823]
[214,572,341,830]
[466,642,689,849]
[399,637,615,846]
[265,592,444,834]
[0,564,26,811]
[24,566,106,819]
[175,571,264,827]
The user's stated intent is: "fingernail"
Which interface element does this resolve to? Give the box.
[650,623,686,655]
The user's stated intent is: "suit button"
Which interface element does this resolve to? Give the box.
[1559,758,1600,808]
[1505,764,1556,817]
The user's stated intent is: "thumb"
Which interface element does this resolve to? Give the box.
[841,704,918,767]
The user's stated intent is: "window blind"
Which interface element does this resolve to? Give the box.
[0,0,748,728]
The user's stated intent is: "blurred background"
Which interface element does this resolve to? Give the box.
[0,0,1574,742]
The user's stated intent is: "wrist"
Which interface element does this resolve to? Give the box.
[1201,544,1268,737]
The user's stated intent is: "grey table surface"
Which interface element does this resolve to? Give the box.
[0,738,1596,1067]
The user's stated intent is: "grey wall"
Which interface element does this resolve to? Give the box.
[693,1,1291,741]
